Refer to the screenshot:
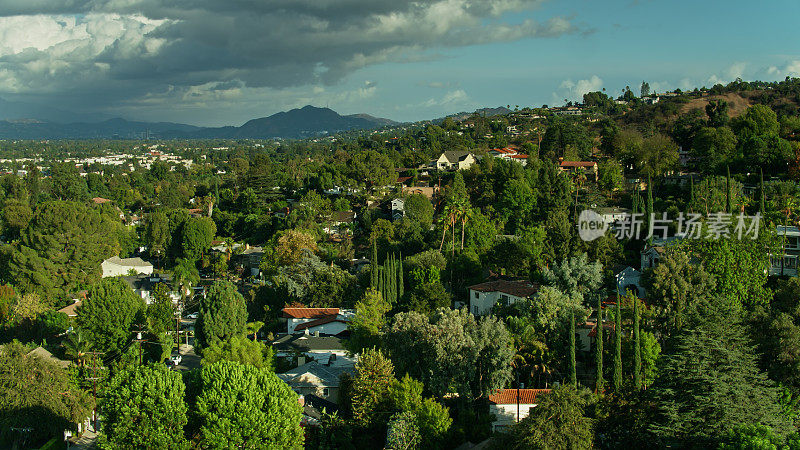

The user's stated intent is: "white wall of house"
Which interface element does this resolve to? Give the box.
[490,404,537,432]
[469,289,525,316]
[102,260,153,278]
[287,320,349,336]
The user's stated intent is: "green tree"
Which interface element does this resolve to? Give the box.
[351,348,395,428]
[77,277,145,356]
[181,216,216,261]
[649,322,794,445]
[195,281,247,348]
[404,194,434,229]
[595,295,604,392]
[201,334,274,370]
[691,126,737,173]
[633,293,642,390]
[570,310,577,386]
[101,364,188,449]
[194,360,304,449]
[386,411,421,450]
[499,384,594,450]
[0,342,94,445]
[598,159,625,196]
[346,289,391,354]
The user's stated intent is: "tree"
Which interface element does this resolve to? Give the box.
[147,282,175,335]
[499,385,594,450]
[346,289,391,354]
[49,162,88,201]
[648,321,794,446]
[570,310,577,386]
[613,298,623,392]
[541,253,603,303]
[644,249,718,336]
[0,342,94,445]
[201,334,273,370]
[181,216,216,261]
[691,126,737,173]
[351,348,395,428]
[638,134,680,177]
[194,360,304,448]
[1,198,32,240]
[595,295,604,392]
[598,159,624,196]
[705,99,729,127]
[195,281,247,348]
[386,411,421,450]
[145,210,170,262]
[101,364,188,449]
[405,194,434,229]
[384,309,513,399]
[633,293,642,390]
[275,230,318,267]
[77,277,145,356]
[9,200,123,299]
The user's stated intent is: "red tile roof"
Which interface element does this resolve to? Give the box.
[510,154,529,159]
[468,279,540,298]
[560,161,597,168]
[282,307,340,319]
[488,388,551,405]
[294,316,349,332]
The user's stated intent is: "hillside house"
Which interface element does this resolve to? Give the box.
[323,211,356,236]
[272,334,349,368]
[390,198,405,221]
[468,279,540,316]
[771,225,800,277]
[101,256,154,278]
[281,307,354,335]
[559,161,598,182]
[488,388,551,432]
[434,151,476,171]
[278,359,356,405]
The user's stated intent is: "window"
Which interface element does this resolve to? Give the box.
[322,388,329,397]
[474,291,479,299]
[473,306,479,315]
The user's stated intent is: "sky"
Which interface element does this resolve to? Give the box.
[0,0,799,126]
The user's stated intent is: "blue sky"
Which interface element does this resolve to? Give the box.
[0,0,797,125]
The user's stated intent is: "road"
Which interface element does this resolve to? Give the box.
[173,343,201,371]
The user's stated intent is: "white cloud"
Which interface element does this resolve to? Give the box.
[556,75,603,103]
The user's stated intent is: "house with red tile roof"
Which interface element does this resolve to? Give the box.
[488,388,551,431]
[281,307,354,335]
[467,279,540,316]
[558,161,598,181]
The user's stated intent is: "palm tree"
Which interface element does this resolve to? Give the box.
[63,332,90,367]
[438,204,453,252]
[572,170,587,217]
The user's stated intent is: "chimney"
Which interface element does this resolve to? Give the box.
[314,331,320,337]
[304,328,310,336]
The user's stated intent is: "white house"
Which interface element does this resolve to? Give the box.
[771,225,800,277]
[390,198,405,221]
[101,256,154,278]
[271,334,350,368]
[281,307,354,335]
[594,207,631,225]
[121,273,180,305]
[278,359,356,405]
[434,151,476,171]
[616,266,645,298]
[488,388,551,432]
[468,279,540,316]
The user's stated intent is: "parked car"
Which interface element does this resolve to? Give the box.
[186,312,199,319]
[170,354,182,365]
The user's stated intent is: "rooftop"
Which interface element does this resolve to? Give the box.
[282,307,340,319]
[272,334,346,353]
[103,256,153,267]
[468,279,540,298]
[488,388,551,405]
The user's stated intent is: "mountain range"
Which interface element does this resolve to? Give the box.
[0,104,400,140]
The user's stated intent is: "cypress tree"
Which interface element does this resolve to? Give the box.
[570,310,577,386]
[614,293,623,392]
[397,252,404,300]
[389,256,396,304]
[633,292,642,389]
[760,167,766,215]
[596,296,604,392]
[690,174,695,209]
[371,241,378,289]
[646,174,654,229]
[726,165,732,213]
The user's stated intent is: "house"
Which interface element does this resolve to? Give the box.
[640,245,665,270]
[594,207,631,224]
[271,334,349,368]
[278,359,356,405]
[468,279,540,316]
[239,246,264,278]
[101,256,154,278]
[121,273,179,305]
[615,266,645,298]
[281,307,353,335]
[27,346,72,369]
[391,198,405,221]
[434,151,477,171]
[558,161,598,182]
[487,147,518,160]
[488,388,551,432]
[771,226,800,276]
[551,106,584,116]
[324,211,356,236]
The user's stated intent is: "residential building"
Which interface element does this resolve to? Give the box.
[594,207,631,225]
[468,279,540,316]
[615,266,645,298]
[390,198,405,221]
[27,346,72,369]
[433,151,477,171]
[281,307,354,335]
[272,334,349,367]
[488,388,551,432]
[278,359,356,405]
[771,226,800,277]
[559,161,599,182]
[323,211,356,236]
[121,273,179,305]
[101,256,154,278]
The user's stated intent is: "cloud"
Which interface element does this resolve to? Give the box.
[0,0,581,115]
[767,60,800,78]
[555,75,603,103]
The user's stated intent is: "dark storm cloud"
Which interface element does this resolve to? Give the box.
[0,0,581,111]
